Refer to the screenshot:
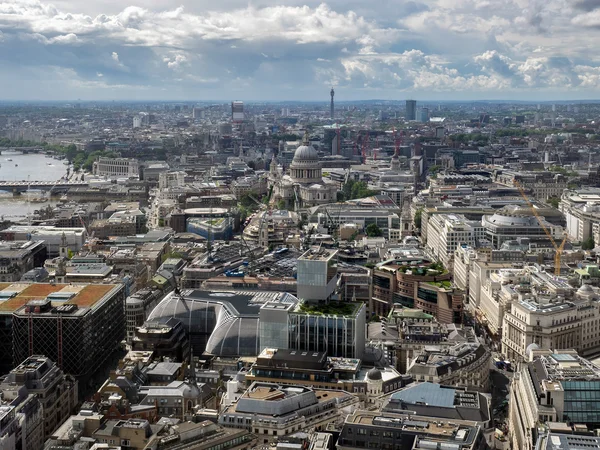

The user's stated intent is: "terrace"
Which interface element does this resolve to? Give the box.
[296,301,360,317]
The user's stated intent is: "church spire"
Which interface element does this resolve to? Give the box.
[302,130,310,145]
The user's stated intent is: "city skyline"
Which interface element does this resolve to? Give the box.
[2,0,600,101]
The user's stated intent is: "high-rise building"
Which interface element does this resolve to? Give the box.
[406,99,417,121]
[11,283,126,378]
[330,87,335,120]
[231,101,244,122]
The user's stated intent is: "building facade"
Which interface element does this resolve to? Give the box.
[93,157,139,179]
[0,355,77,440]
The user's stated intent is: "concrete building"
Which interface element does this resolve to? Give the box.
[132,318,189,362]
[0,240,47,282]
[481,210,563,249]
[296,247,338,302]
[372,258,462,323]
[383,382,493,445]
[10,283,126,378]
[0,355,77,440]
[89,216,137,238]
[376,307,479,373]
[93,157,139,179]
[407,342,491,391]
[0,393,44,450]
[501,279,600,362]
[219,382,358,445]
[560,189,600,243]
[0,227,86,256]
[509,349,600,450]
[337,410,486,450]
[494,170,568,200]
[158,171,186,189]
[125,288,168,343]
[310,207,401,236]
[245,348,409,404]
[425,214,486,269]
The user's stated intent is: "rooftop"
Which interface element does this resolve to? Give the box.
[295,301,361,317]
[0,282,122,313]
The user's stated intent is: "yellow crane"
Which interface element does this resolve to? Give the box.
[515,181,567,276]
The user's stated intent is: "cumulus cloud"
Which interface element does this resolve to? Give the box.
[0,0,600,99]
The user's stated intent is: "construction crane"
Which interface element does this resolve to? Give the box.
[515,181,567,276]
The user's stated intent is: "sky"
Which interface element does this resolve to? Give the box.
[2,0,600,101]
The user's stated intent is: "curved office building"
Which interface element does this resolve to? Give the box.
[147,290,298,357]
[481,211,561,248]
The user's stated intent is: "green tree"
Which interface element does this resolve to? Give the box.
[366,223,383,237]
[414,209,423,229]
[65,144,78,162]
[583,237,595,250]
[547,197,560,209]
[240,191,260,209]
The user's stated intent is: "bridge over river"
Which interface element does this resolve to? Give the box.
[0,180,88,194]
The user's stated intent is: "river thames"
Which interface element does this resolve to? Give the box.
[0,151,71,220]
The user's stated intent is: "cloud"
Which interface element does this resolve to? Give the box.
[0,0,600,99]
[573,0,600,11]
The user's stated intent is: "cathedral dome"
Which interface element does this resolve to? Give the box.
[293,144,319,164]
[292,131,319,165]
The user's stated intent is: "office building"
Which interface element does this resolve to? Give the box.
[312,208,401,236]
[125,288,167,343]
[337,410,487,450]
[406,100,417,121]
[560,189,600,243]
[372,258,463,322]
[132,318,189,362]
[158,171,186,189]
[0,240,47,282]
[407,342,491,391]
[509,349,600,450]
[296,246,338,301]
[426,213,486,269]
[535,432,600,450]
[481,209,563,249]
[0,355,77,440]
[232,101,244,122]
[147,289,298,357]
[0,394,44,450]
[384,382,492,429]
[288,301,366,359]
[92,157,140,179]
[246,348,409,404]
[11,283,126,378]
[501,280,600,362]
[219,382,358,445]
[0,227,86,256]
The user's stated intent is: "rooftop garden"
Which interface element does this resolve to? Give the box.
[206,218,225,226]
[396,262,447,276]
[297,301,359,317]
[425,280,453,289]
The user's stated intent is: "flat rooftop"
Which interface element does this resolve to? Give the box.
[0,283,121,313]
[299,246,337,261]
